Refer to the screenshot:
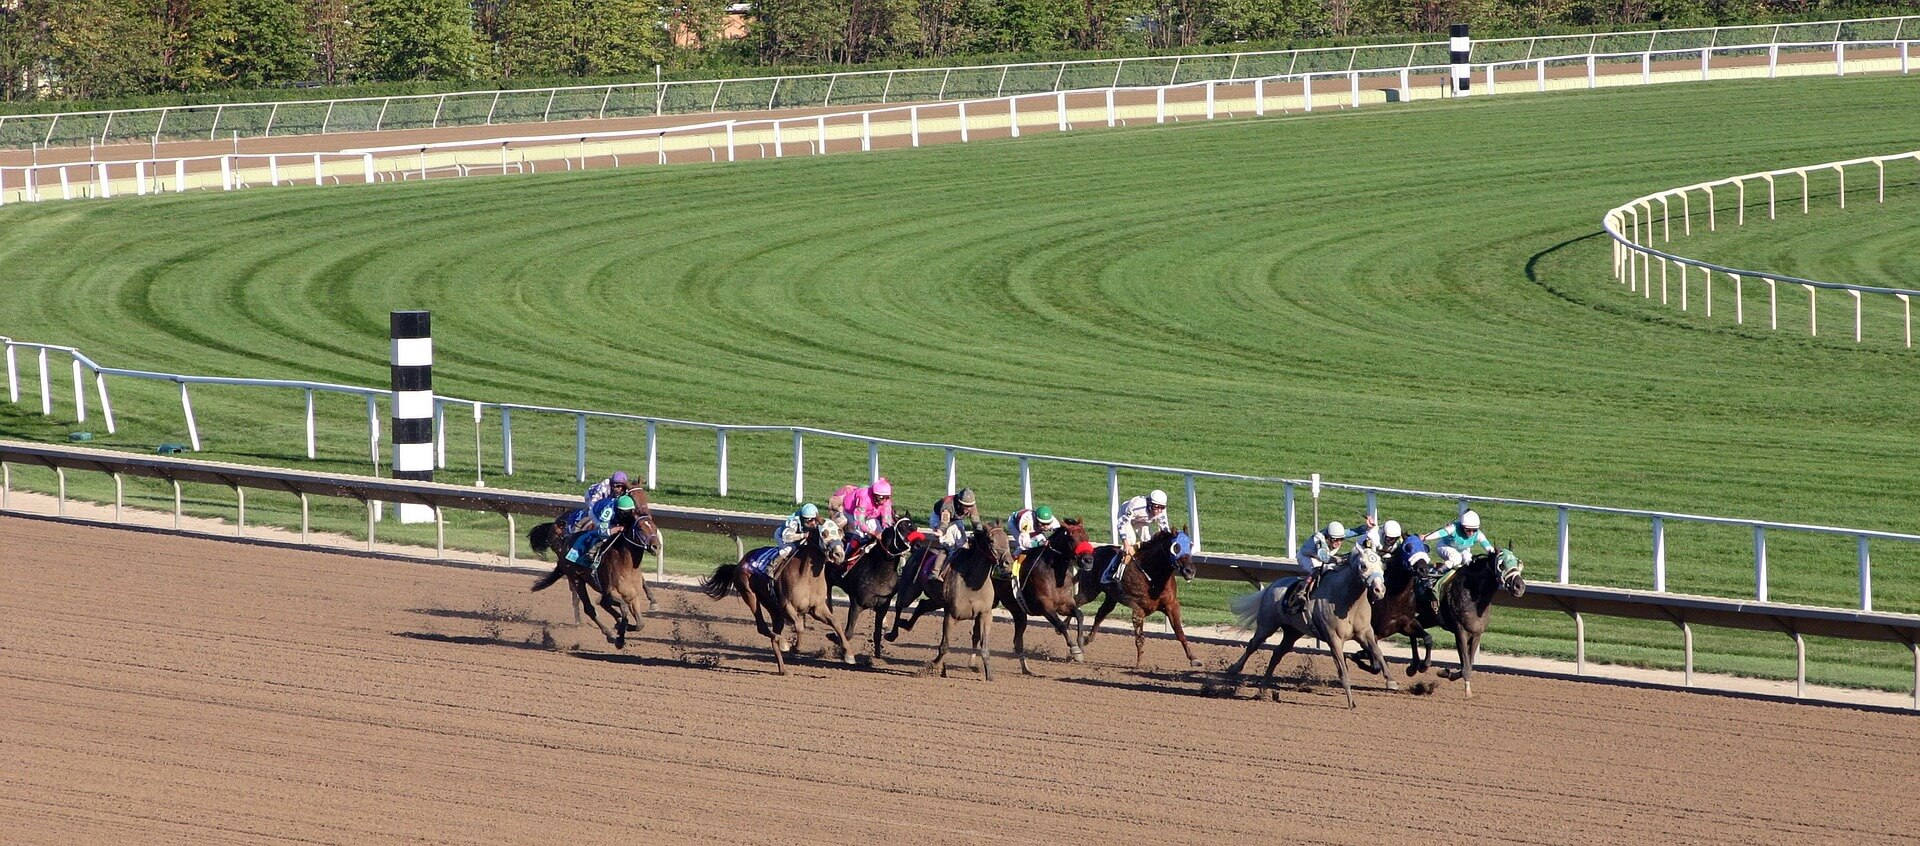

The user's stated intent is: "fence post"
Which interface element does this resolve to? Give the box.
[774,120,784,157]
[1805,284,1817,335]
[911,106,921,147]
[1019,458,1032,510]
[500,408,514,475]
[366,395,379,471]
[1538,60,1546,92]
[1302,76,1312,112]
[1899,294,1912,348]
[861,113,870,151]
[1587,55,1596,88]
[269,155,278,186]
[1851,290,1862,342]
[1768,280,1778,329]
[1400,68,1410,102]
[37,348,49,415]
[646,421,658,490]
[95,372,114,434]
[868,440,880,485]
[134,160,146,195]
[1859,536,1872,611]
[816,116,827,153]
[575,413,587,482]
[1156,88,1166,123]
[304,389,316,458]
[3,342,13,403]
[959,103,969,142]
[1754,526,1768,601]
[220,156,232,191]
[1556,507,1570,583]
[69,358,84,422]
[727,123,736,161]
[179,382,200,451]
[1206,81,1216,119]
[1283,482,1298,556]
[1837,41,1846,76]
[1652,517,1665,592]
[1184,475,1200,550]
[792,431,804,503]
[1009,97,1020,138]
[1255,79,1265,116]
[434,399,447,470]
[1058,91,1068,131]
[1641,52,1650,84]
[717,428,729,496]
[944,448,957,495]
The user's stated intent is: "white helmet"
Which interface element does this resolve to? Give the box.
[1383,520,1403,539]
[1461,509,1481,531]
[1148,489,1168,507]
[1325,520,1346,539]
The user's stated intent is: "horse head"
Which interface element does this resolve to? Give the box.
[1167,526,1197,581]
[1048,518,1097,570]
[975,520,1014,573]
[879,511,919,560]
[814,520,847,566]
[626,510,662,555]
[1494,545,1527,597]
[1354,546,1387,600]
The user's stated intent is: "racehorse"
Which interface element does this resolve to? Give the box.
[826,512,920,662]
[701,521,854,675]
[1428,546,1527,698]
[997,519,1097,674]
[1348,549,1435,677]
[527,488,653,558]
[529,509,661,650]
[1224,547,1396,709]
[1076,528,1202,668]
[900,522,1008,680]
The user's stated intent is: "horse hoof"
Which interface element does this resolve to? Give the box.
[1464,683,1474,698]
[1189,659,1204,668]
[1386,682,1400,692]
[884,631,900,643]
[842,655,855,665]
[1069,651,1085,663]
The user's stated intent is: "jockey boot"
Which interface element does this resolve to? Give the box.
[1285,574,1316,614]
[1415,577,1440,621]
[1103,552,1130,585]
[929,549,952,583]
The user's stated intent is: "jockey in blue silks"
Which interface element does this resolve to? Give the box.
[568,494,635,585]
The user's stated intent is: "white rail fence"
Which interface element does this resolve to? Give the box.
[1605,150,1920,344]
[1,15,1913,150]
[4,37,1916,208]
[4,331,1917,614]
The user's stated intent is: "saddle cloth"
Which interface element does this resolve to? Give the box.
[742,547,781,577]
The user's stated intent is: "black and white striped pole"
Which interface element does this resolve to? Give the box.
[1450,24,1472,96]
[390,310,434,523]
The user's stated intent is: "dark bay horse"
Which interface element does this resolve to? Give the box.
[1224,547,1396,709]
[702,521,854,674]
[1076,528,1201,668]
[1349,549,1435,677]
[997,519,1097,674]
[528,489,654,558]
[530,509,661,649]
[1429,546,1527,698]
[826,513,919,662]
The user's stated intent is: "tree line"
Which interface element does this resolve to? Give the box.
[0,0,1900,102]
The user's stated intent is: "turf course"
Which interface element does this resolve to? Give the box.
[3,74,1919,689]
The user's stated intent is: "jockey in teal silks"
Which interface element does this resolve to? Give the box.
[1419,510,1494,616]
[567,494,635,587]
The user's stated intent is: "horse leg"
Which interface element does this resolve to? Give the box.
[1329,635,1358,710]
[1011,611,1035,676]
[885,585,926,641]
[844,601,865,659]
[974,615,992,682]
[1085,593,1119,644]
[1163,601,1202,668]
[740,578,772,638]
[1224,616,1276,676]
[1262,630,1303,701]
[1414,630,1435,676]
[1040,607,1083,663]
[930,614,953,677]
[573,578,620,646]
[1459,629,1482,698]
[812,602,856,666]
[1131,608,1147,669]
[869,606,888,662]
[1361,631,1398,692]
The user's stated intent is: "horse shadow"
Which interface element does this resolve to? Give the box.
[393,630,557,652]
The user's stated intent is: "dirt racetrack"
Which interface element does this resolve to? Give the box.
[3,516,1916,845]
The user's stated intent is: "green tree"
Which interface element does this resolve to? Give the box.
[45,0,165,98]
[360,0,480,80]
[214,0,315,86]
[307,0,362,85]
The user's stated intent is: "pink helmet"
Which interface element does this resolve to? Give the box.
[871,477,893,497]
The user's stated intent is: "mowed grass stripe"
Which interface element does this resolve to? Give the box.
[4,76,1920,687]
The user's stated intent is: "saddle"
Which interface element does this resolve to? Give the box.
[742,547,782,578]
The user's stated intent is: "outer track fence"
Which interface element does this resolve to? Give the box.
[4,37,1916,208]
[1605,150,1920,344]
[5,332,1918,617]
[0,15,1913,151]
[2,439,1916,707]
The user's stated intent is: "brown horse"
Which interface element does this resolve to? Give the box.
[530,509,661,650]
[527,489,654,557]
[997,519,1096,674]
[1347,546,1435,677]
[701,521,854,674]
[1077,528,1202,668]
[907,522,1009,680]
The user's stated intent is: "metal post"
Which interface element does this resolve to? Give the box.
[366,498,376,551]
[111,472,121,522]
[1255,79,1265,116]
[3,343,13,402]
[37,348,49,415]
[1108,466,1121,544]
[1858,536,1872,611]
[305,389,316,458]
[300,492,309,543]
[1793,629,1806,697]
[911,107,920,147]
[575,413,587,482]
[792,431,804,503]
[1557,507,1570,583]
[1754,526,1768,601]
[435,506,445,558]
[716,428,729,496]
[945,448,957,495]
[959,103,968,142]
[173,478,182,529]
[1184,475,1200,550]
[55,467,64,515]
[1009,98,1019,138]
[1851,290,1862,342]
[1301,76,1311,112]
[501,408,514,475]
[70,358,84,422]
[1573,611,1585,673]
[367,395,380,471]
[505,511,515,563]
[180,382,200,450]
[646,421,658,489]
[1681,620,1694,686]
[1651,516,1665,592]
[1057,91,1068,131]
[1283,482,1297,555]
[1157,87,1166,122]
[235,486,245,536]
[1019,458,1032,510]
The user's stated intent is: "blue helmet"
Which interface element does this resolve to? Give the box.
[799,503,819,519]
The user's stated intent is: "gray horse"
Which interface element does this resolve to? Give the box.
[1224,547,1396,709]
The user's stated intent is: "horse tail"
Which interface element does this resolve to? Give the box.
[529,521,558,558]
[702,564,741,600]
[530,565,566,593]
[1230,588,1267,629]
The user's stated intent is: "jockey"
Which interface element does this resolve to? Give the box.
[1349,513,1383,552]
[769,502,822,579]
[843,477,895,543]
[566,493,636,587]
[1420,510,1492,615]
[573,471,631,532]
[1105,489,1170,583]
[1009,504,1060,554]
[925,487,980,581]
[1286,520,1347,612]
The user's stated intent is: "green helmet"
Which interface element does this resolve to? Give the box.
[1033,505,1055,523]
[615,494,636,512]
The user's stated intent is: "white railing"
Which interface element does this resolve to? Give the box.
[0,15,1913,150]
[5,331,1918,613]
[1605,150,1920,345]
[5,38,1916,208]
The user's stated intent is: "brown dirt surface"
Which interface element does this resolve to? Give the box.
[3,515,1916,844]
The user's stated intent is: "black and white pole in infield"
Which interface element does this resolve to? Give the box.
[390,310,434,523]
[1450,23,1472,96]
